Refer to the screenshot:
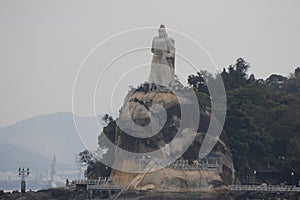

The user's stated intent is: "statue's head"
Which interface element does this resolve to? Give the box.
[158,24,167,38]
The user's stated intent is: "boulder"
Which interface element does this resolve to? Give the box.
[109,90,235,193]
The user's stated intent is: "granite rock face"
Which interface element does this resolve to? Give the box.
[109,90,235,193]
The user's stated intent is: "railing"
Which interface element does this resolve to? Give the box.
[87,184,125,190]
[74,178,107,185]
[168,163,219,170]
[74,179,124,191]
[135,158,221,171]
[229,185,300,192]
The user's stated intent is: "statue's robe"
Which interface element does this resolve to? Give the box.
[148,36,175,87]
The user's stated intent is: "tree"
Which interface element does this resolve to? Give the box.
[79,150,111,179]
[247,74,256,84]
[221,58,250,90]
[225,84,275,175]
[187,72,208,94]
[284,137,300,184]
[79,150,96,166]
[290,67,300,79]
[266,74,287,89]
[102,114,113,125]
[282,67,300,94]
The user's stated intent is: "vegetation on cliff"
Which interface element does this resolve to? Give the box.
[188,58,300,184]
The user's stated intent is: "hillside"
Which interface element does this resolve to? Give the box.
[0,143,69,172]
[189,58,300,184]
[0,112,104,171]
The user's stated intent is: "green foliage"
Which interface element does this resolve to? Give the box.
[79,150,95,166]
[79,115,117,179]
[187,71,208,94]
[225,85,275,175]
[221,58,250,90]
[286,137,300,169]
[266,74,287,89]
[196,92,211,109]
[101,120,117,144]
[102,113,113,125]
[224,65,300,182]
[79,150,111,179]
[188,60,300,183]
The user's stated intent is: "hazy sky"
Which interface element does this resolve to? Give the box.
[0,0,299,126]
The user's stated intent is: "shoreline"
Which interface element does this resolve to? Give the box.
[2,187,300,200]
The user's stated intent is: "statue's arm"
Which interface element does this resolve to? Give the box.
[151,37,162,55]
[167,38,175,58]
[151,39,155,54]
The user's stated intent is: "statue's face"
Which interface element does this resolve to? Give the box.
[158,29,164,37]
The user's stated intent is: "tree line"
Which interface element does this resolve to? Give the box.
[188,58,300,184]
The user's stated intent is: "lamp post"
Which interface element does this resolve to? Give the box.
[291,171,295,186]
[253,170,257,184]
[18,167,30,193]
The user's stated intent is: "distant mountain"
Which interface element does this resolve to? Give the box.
[0,143,69,172]
[0,112,104,171]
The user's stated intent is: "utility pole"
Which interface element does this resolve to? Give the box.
[18,167,30,193]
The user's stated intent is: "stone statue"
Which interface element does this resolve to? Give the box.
[148,24,175,88]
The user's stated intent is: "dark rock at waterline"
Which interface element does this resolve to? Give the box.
[231,191,300,200]
[2,188,300,200]
[0,188,87,200]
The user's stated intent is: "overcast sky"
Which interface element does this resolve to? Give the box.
[0,0,299,126]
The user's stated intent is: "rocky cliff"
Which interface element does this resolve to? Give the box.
[107,88,235,193]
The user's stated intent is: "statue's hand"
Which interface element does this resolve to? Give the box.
[152,48,162,55]
[166,52,174,58]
